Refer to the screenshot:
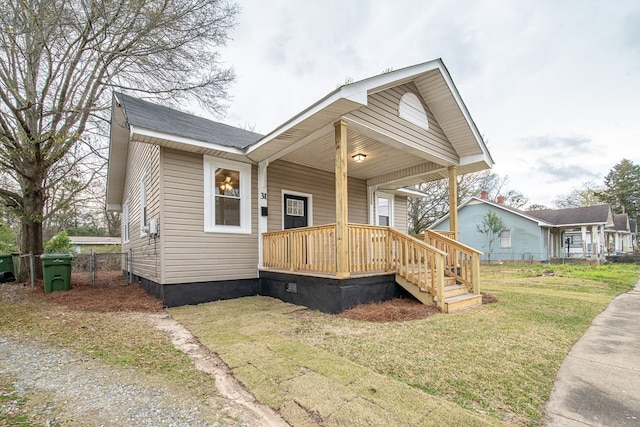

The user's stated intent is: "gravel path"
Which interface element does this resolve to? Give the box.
[0,336,245,426]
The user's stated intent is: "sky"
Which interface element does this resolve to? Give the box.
[208,0,640,207]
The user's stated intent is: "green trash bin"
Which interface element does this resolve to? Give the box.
[0,254,14,274]
[0,254,15,282]
[41,253,72,293]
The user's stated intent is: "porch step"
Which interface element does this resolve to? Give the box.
[444,293,482,314]
[421,275,457,289]
[444,284,467,298]
[395,274,482,314]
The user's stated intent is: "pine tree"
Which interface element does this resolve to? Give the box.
[598,159,640,218]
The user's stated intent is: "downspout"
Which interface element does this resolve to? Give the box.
[367,185,378,225]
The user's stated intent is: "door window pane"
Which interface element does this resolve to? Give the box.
[378,198,389,226]
[287,199,304,216]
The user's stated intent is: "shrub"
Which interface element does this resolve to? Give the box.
[44,230,73,254]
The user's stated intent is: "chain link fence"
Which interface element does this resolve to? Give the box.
[72,251,131,286]
[10,251,131,288]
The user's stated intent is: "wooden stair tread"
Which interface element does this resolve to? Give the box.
[445,293,480,303]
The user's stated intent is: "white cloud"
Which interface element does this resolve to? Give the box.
[215,0,640,207]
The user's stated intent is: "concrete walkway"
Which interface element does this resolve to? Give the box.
[544,280,640,426]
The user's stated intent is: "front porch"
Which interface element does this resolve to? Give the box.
[261,224,482,313]
[249,61,492,314]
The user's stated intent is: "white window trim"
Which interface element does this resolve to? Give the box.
[204,156,252,234]
[374,191,394,227]
[122,200,130,244]
[281,190,313,230]
[140,172,148,237]
[500,229,511,249]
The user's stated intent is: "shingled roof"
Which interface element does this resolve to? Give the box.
[525,204,612,226]
[609,213,630,231]
[115,92,263,149]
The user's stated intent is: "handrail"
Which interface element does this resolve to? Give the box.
[413,230,456,240]
[423,230,482,295]
[386,227,448,310]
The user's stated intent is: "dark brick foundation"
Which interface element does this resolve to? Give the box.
[126,270,408,313]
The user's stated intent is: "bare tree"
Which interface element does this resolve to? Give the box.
[553,181,603,209]
[477,173,528,208]
[0,0,238,277]
[408,170,526,234]
[476,210,506,263]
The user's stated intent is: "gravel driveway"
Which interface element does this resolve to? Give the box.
[0,336,245,426]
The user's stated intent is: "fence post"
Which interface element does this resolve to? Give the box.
[29,252,35,288]
[89,249,94,285]
[128,249,133,283]
[435,253,445,312]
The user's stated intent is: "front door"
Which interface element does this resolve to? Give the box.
[375,192,394,226]
[284,194,308,229]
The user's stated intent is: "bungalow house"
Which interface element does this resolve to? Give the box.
[106,59,494,313]
[429,193,616,262]
[606,213,634,254]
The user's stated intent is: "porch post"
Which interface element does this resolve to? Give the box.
[448,165,458,239]
[257,160,269,269]
[335,119,350,278]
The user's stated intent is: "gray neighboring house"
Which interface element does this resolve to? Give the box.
[430,193,616,262]
[606,213,634,254]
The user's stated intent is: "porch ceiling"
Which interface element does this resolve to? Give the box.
[278,125,449,187]
[277,123,488,189]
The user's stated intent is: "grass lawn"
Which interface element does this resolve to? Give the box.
[171,263,640,426]
[1,263,638,426]
[0,288,235,426]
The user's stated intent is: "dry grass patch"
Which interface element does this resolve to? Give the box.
[173,264,639,427]
[171,297,500,427]
[0,283,230,417]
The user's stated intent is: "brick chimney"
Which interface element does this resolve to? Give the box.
[497,195,505,204]
[480,190,488,200]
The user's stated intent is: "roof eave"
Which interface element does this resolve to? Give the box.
[245,85,368,161]
[130,125,246,156]
[105,95,129,212]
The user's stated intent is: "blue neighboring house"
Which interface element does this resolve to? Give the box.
[430,194,615,262]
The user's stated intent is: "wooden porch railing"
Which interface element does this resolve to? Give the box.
[262,224,451,310]
[262,224,337,273]
[423,230,482,295]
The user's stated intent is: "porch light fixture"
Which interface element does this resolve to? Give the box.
[352,153,366,163]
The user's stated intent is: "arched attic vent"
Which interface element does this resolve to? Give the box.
[398,92,429,131]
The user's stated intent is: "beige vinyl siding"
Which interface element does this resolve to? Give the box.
[161,148,258,284]
[394,195,408,233]
[267,160,367,231]
[121,140,161,283]
[346,83,458,164]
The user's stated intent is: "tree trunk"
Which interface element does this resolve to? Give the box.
[19,180,45,280]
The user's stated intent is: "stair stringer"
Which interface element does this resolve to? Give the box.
[394,274,435,306]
